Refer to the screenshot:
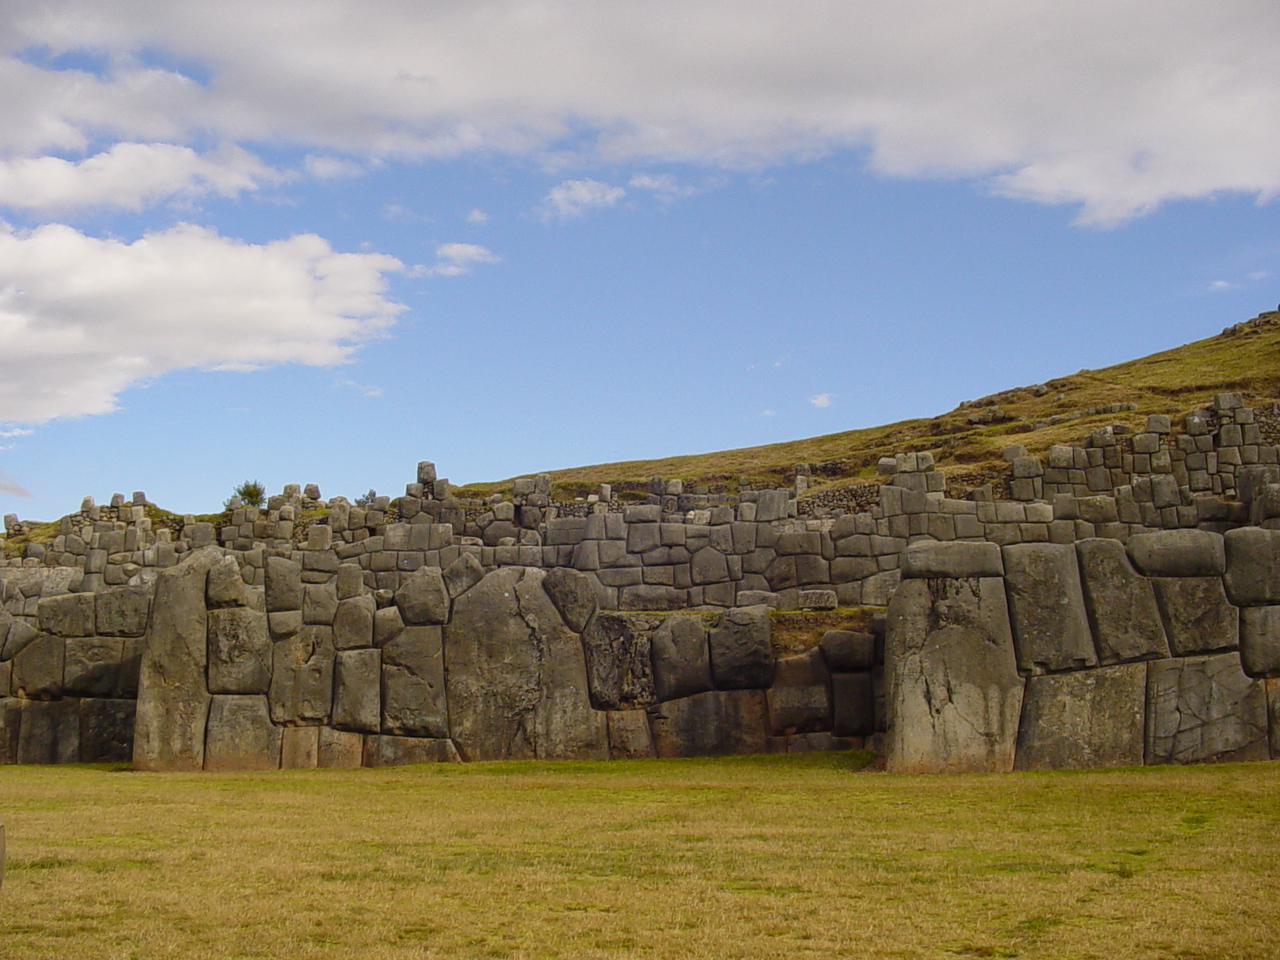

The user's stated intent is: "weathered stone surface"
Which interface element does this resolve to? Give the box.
[373,605,404,648]
[1128,529,1226,578]
[11,634,65,698]
[901,541,1003,579]
[280,725,319,768]
[37,592,95,637]
[542,567,598,633]
[206,556,247,608]
[381,626,446,737]
[765,648,831,735]
[443,552,485,598]
[885,577,1023,774]
[331,648,381,733]
[580,612,656,710]
[1223,526,1280,606]
[1014,664,1146,770]
[134,547,220,771]
[830,672,875,737]
[606,710,654,759]
[204,695,281,771]
[302,582,338,625]
[649,614,712,702]
[394,567,450,625]
[690,547,730,585]
[708,605,774,690]
[63,636,124,697]
[207,607,271,694]
[268,625,334,724]
[333,595,376,650]
[78,698,136,763]
[444,568,607,761]
[1075,538,1169,663]
[17,699,79,763]
[647,689,770,758]
[95,584,152,637]
[819,630,875,672]
[265,556,302,612]
[2,617,39,661]
[1003,543,1097,672]
[1241,606,1280,676]
[1151,578,1239,655]
[363,735,460,766]
[0,697,21,764]
[317,727,364,768]
[1146,655,1269,763]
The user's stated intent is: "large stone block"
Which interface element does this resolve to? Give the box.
[830,672,874,737]
[394,567,450,625]
[206,556,247,608]
[1223,526,1280,606]
[265,556,302,613]
[901,541,1003,579]
[17,699,79,763]
[333,594,376,650]
[690,547,730,585]
[580,612,656,710]
[1128,529,1226,578]
[444,568,606,761]
[207,607,271,694]
[363,735,460,766]
[37,592,95,637]
[1014,663,1146,770]
[268,625,334,724]
[95,585,151,637]
[649,614,712,702]
[443,552,485,599]
[63,636,124,698]
[1075,538,1169,664]
[819,630,875,672]
[204,695,281,771]
[381,627,446,737]
[331,648,381,733]
[317,727,364,768]
[302,581,338,625]
[647,689,770,758]
[11,634,65,698]
[0,697,21,763]
[1146,655,1268,764]
[280,726,319,768]
[885,577,1023,774]
[1151,578,1238,656]
[542,567,598,633]
[2,618,39,661]
[708,605,774,689]
[606,710,654,759]
[78,698,136,763]
[1003,543,1097,672]
[1241,606,1280,676]
[765,648,831,735]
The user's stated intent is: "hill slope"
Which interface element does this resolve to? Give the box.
[459,308,1280,501]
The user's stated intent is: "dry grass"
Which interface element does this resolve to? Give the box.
[2,756,1278,959]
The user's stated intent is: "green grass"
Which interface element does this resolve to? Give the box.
[1,756,1278,959]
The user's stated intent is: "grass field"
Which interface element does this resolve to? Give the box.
[1,754,1278,960]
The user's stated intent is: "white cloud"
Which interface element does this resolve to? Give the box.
[0,428,33,438]
[1209,280,1240,291]
[0,142,280,212]
[304,155,364,180]
[466,208,490,224]
[0,222,404,424]
[418,242,500,277]
[0,469,31,498]
[1,1,1277,222]
[628,173,699,202]
[761,409,776,417]
[809,393,834,408]
[334,378,383,397]
[1248,271,1270,281]
[538,179,626,221]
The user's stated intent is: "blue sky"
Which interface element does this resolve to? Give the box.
[1,1,1278,519]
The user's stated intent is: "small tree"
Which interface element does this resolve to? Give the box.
[355,489,378,508]
[232,480,266,508]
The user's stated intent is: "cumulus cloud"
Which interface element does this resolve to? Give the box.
[466,208,490,224]
[628,173,700,203]
[0,222,404,423]
[538,179,625,221]
[0,1,1277,222]
[303,154,364,180]
[0,142,280,212]
[809,393,834,409]
[419,242,500,276]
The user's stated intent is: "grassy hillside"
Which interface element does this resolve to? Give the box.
[460,308,1280,500]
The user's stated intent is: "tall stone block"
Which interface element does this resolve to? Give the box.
[885,577,1023,774]
[1014,664,1146,770]
[1075,539,1169,663]
[765,648,831,735]
[1241,606,1280,676]
[204,695,281,771]
[1145,655,1269,764]
[708,605,774,689]
[647,689,769,758]
[1151,578,1239,656]
[1003,543,1097,672]
[17,699,79,764]
[134,547,221,771]
[268,625,334,724]
[1223,527,1280,606]
[649,614,712,702]
[207,607,271,694]
[78,698,136,763]
[580,613,656,710]
[380,627,446,737]
[333,648,382,733]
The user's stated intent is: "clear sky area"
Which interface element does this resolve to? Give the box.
[1,1,1278,520]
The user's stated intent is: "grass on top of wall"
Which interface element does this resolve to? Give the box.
[1,755,1278,960]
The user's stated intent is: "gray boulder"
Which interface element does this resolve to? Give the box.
[580,612,656,710]
[17,699,79,763]
[364,735,460,766]
[95,585,152,637]
[1014,663,1146,770]
[765,648,831,735]
[204,695,280,771]
[134,547,221,771]
[1003,543,1097,672]
[394,567,450,625]
[708,605,774,689]
[818,630,875,672]
[11,634,65,698]
[1075,538,1169,663]
[207,607,271,694]
[332,648,381,733]
[1240,606,1280,676]
[37,593,95,637]
[0,698,19,763]
[542,567,598,633]
[649,614,712,702]
[830,672,874,737]
[1127,530,1226,578]
[901,541,1003,579]
[63,636,124,698]
[1223,527,1280,606]
[381,626,446,737]
[268,625,334,724]
[333,595,376,650]
[885,577,1023,774]
[443,552,485,599]
[647,689,769,758]
[78,698,135,763]
[1151,578,1238,656]
[1146,655,1269,763]
[605,710,654,759]
[265,556,302,612]
[206,556,247,608]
